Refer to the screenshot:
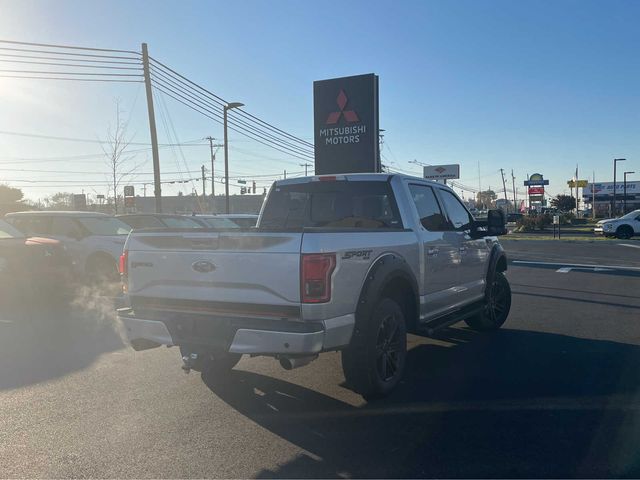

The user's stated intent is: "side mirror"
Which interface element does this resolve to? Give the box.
[487,209,507,236]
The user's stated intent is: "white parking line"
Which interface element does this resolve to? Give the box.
[619,243,640,249]
[513,260,640,271]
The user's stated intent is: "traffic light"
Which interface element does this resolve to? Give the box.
[252,181,256,194]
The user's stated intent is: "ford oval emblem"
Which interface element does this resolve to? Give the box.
[192,260,216,273]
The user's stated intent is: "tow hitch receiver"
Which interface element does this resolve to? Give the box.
[181,353,198,374]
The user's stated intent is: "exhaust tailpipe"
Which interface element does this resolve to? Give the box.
[279,355,318,370]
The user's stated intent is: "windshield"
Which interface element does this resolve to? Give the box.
[200,217,240,228]
[0,219,24,238]
[620,209,640,219]
[76,216,131,235]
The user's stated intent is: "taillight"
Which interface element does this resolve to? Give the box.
[301,253,336,303]
[119,250,128,276]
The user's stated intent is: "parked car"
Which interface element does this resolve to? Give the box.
[214,213,259,228]
[0,218,72,296]
[117,213,208,230]
[5,211,130,283]
[190,215,241,229]
[594,209,640,239]
[118,173,510,400]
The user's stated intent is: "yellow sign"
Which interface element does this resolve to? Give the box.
[567,180,588,188]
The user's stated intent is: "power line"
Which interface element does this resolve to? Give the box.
[148,67,314,158]
[152,81,314,162]
[0,46,139,61]
[0,58,142,70]
[0,129,206,146]
[148,57,314,151]
[150,79,314,160]
[0,75,142,83]
[0,39,141,55]
[0,68,142,77]
[0,52,141,65]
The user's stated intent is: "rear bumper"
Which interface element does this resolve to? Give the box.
[118,308,354,355]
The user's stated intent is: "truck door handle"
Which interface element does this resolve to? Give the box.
[427,247,439,257]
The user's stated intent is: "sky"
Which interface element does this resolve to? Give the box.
[0,0,638,203]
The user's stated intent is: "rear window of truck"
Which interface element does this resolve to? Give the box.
[260,180,403,229]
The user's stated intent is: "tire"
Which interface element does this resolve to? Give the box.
[616,225,633,240]
[180,346,242,378]
[465,271,511,331]
[341,298,407,400]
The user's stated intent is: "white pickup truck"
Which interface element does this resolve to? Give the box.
[118,174,510,399]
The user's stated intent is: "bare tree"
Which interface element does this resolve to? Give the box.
[100,99,141,214]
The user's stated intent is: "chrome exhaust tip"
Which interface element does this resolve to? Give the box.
[279,355,318,370]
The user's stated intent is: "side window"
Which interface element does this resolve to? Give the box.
[13,217,52,236]
[408,184,448,231]
[127,216,163,229]
[438,189,473,230]
[51,217,80,237]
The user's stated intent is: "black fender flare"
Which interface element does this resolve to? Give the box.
[485,243,507,299]
[354,253,420,336]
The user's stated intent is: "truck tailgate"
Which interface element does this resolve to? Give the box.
[125,230,303,311]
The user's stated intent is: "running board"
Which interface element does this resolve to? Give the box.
[419,302,484,336]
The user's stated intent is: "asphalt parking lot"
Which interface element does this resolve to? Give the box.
[1,240,640,478]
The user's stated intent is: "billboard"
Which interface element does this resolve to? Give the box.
[72,194,87,210]
[583,181,640,197]
[313,74,379,175]
[528,186,544,195]
[423,164,460,181]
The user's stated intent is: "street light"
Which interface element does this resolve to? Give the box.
[224,101,245,214]
[624,171,635,214]
[613,158,626,215]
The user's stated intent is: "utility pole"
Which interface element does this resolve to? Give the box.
[299,163,311,176]
[592,170,596,219]
[141,43,162,213]
[499,168,508,211]
[283,170,287,179]
[201,165,206,198]
[206,136,216,198]
[511,169,517,213]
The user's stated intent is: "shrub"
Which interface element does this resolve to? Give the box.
[559,212,575,225]
[515,214,552,232]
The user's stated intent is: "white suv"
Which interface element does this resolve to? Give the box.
[5,211,131,282]
[594,209,640,239]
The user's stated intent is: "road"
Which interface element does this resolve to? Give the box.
[1,240,640,478]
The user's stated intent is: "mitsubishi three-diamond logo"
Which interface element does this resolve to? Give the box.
[326,90,359,125]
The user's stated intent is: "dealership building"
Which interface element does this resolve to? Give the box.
[582,181,640,216]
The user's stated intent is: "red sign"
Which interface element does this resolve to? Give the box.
[528,186,544,195]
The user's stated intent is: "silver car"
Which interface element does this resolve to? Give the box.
[5,211,130,283]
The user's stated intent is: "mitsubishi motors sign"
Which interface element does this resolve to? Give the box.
[313,73,379,175]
